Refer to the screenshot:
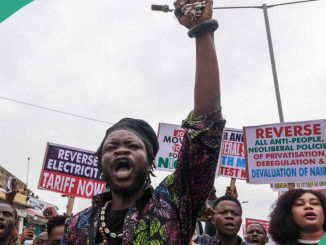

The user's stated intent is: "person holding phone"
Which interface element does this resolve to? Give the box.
[19,227,35,245]
[31,232,47,245]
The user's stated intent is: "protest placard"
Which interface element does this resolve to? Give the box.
[38,143,106,198]
[155,123,185,171]
[244,120,326,184]
[245,218,270,235]
[217,128,246,180]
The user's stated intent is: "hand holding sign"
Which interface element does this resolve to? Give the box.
[197,206,215,222]
[225,185,238,199]
[19,228,35,245]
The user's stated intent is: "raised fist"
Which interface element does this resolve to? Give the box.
[43,207,58,219]
[5,177,18,205]
[174,0,213,29]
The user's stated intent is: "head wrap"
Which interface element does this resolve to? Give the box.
[96,118,159,167]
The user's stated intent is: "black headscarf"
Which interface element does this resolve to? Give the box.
[96,118,159,171]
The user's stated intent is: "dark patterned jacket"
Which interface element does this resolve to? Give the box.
[63,111,226,245]
[194,234,249,245]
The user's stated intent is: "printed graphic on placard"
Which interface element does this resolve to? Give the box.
[38,143,106,198]
[244,120,326,184]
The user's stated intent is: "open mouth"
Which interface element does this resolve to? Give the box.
[0,223,5,232]
[304,211,317,220]
[250,237,259,243]
[113,158,132,178]
[224,222,235,230]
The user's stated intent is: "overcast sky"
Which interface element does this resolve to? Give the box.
[1,0,325,227]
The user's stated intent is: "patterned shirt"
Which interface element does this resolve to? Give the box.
[63,111,226,245]
[194,234,249,245]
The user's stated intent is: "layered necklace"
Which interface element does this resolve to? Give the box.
[98,200,124,244]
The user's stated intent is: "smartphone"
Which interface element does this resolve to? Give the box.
[26,223,35,229]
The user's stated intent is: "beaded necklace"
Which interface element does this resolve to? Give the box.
[98,200,124,244]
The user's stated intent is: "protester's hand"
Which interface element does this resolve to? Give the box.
[197,206,215,222]
[207,187,217,200]
[43,207,58,219]
[5,177,18,205]
[32,237,47,245]
[19,228,34,244]
[225,186,238,199]
[63,212,73,218]
[174,0,213,29]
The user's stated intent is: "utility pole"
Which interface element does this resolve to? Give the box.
[26,157,30,188]
[262,3,284,122]
[151,0,318,123]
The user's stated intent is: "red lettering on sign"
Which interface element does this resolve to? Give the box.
[255,124,321,138]
[173,129,185,137]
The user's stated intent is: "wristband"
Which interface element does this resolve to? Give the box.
[188,19,219,38]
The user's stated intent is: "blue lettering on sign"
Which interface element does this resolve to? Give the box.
[252,168,297,178]
[310,167,326,176]
[236,158,245,168]
[221,156,234,166]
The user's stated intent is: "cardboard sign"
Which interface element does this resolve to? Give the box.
[244,120,326,184]
[217,128,246,180]
[38,143,106,199]
[155,123,185,171]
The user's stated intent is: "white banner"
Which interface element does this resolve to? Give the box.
[244,119,326,184]
[155,123,185,171]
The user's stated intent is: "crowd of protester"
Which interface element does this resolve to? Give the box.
[2,184,325,245]
[0,178,67,245]
[1,0,325,244]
